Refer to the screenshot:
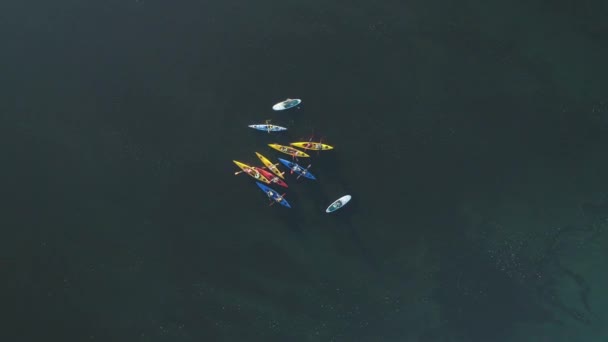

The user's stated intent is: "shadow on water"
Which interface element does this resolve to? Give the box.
[274,188,307,235]
[332,201,383,275]
[313,151,383,275]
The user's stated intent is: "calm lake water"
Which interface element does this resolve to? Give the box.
[3,0,608,341]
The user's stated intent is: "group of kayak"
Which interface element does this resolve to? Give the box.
[233,98,352,213]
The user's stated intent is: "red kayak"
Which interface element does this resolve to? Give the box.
[255,167,288,188]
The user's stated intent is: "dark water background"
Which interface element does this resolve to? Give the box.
[3,0,608,341]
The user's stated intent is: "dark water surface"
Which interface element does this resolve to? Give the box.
[3,0,608,341]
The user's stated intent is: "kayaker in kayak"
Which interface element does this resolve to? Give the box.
[266,190,284,203]
[246,168,260,179]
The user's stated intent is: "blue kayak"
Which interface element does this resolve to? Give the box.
[248,124,287,132]
[277,158,316,180]
[255,182,291,208]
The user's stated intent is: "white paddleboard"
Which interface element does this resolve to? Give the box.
[325,195,352,213]
[272,98,301,111]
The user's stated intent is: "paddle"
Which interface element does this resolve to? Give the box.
[316,136,325,156]
[268,192,286,207]
[273,193,287,206]
[234,169,263,179]
[297,133,314,150]
[296,164,312,180]
[234,168,254,176]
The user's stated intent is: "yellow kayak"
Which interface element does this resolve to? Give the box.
[268,144,310,158]
[232,160,271,184]
[289,142,334,151]
[255,152,285,179]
